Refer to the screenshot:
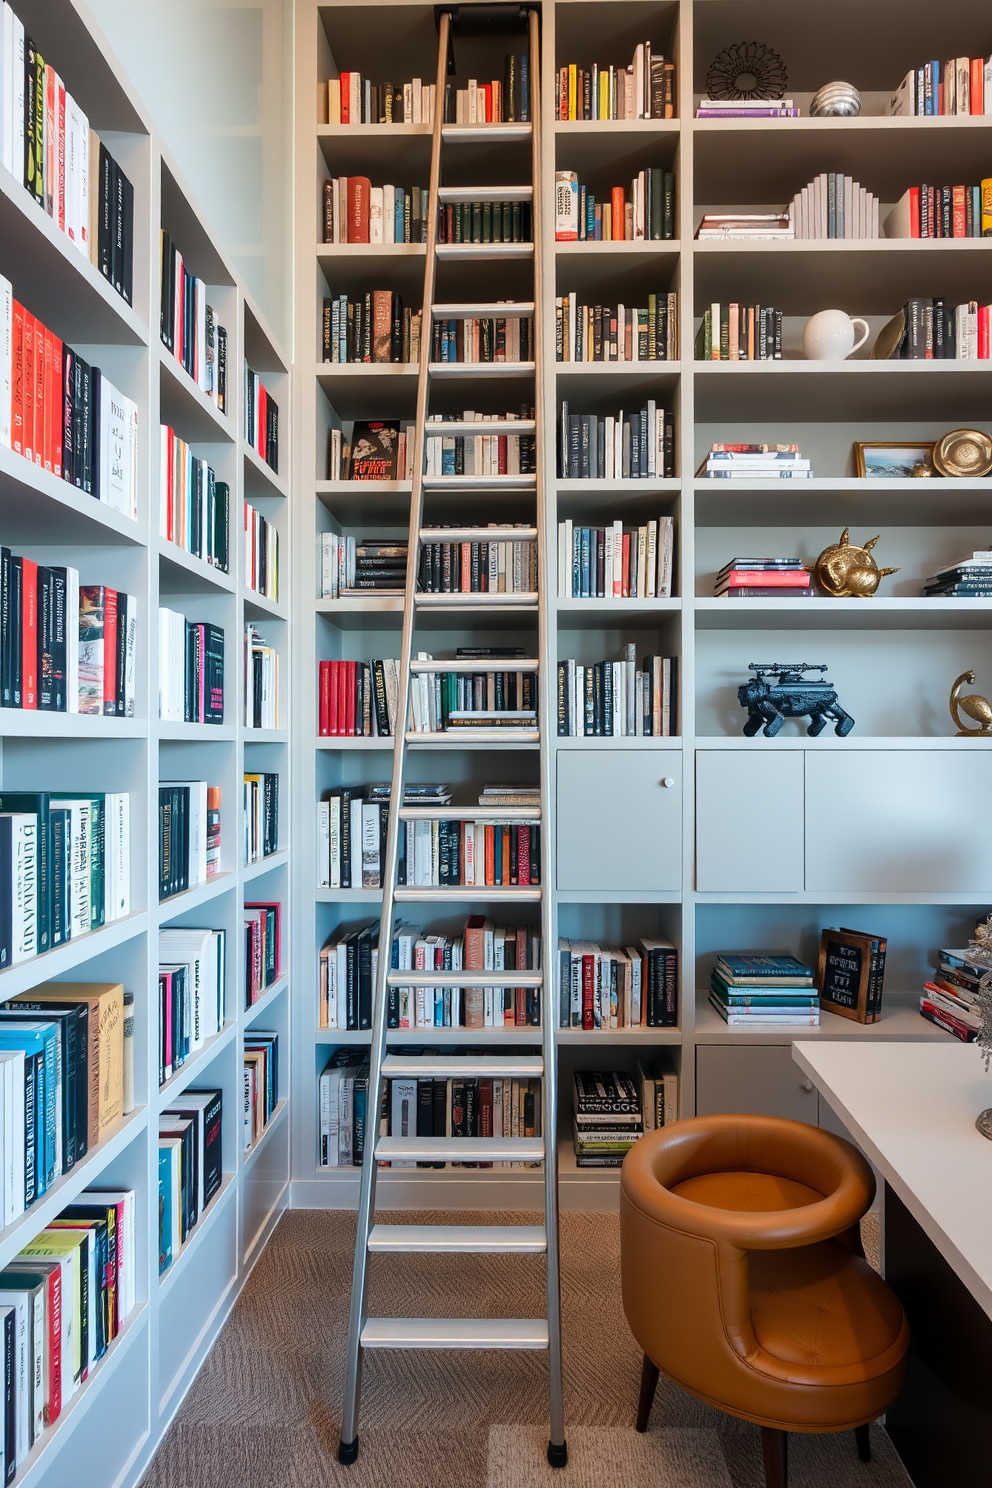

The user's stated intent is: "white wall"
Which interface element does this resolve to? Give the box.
[90,0,293,349]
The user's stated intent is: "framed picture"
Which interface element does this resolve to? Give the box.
[817,928,879,1023]
[854,441,936,479]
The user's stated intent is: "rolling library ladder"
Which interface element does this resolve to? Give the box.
[337,2,567,1468]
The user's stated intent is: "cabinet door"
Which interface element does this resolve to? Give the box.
[695,1045,818,1125]
[556,749,681,892]
[805,751,992,893]
[696,751,804,892]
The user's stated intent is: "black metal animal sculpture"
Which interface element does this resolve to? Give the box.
[737,663,855,738]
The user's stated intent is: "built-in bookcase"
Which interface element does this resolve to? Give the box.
[293,0,992,1218]
[0,3,291,1484]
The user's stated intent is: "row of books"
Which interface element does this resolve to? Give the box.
[555,293,678,363]
[319,918,542,1032]
[1,278,139,515]
[558,517,674,600]
[423,409,537,476]
[885,183,992,240]
[244,365,278,474]
[244,623,279,730]
[898,298,992,359]
[319,1049,540,1170]
[557,654,677,738]
[924,551,992,598]
[419,529,538,595]
[327,74,437,126]
[715,557,812,600]
[159,425,230,570]
[695,304,784,361]
[327,421,415,483]
[158,780,217,901]
[443,59,530,125]
[244,500,279,601]
[700,444,811,482]
[887,58,992,116]
[158,609,224,725]
[555,46,675,121]
[409,654,537,733]
[430,311,533,365]
[318,658,399,737]
[243,1031,279,1150]
[695,97,798,119]
[919,945,987,1041]
[245,902,281,1007]
[0,11,133,297]
[436,199,533,245]
[321,177,429,244]
[0,790,130,961]
[159,232,228,409]
[559,402,676,480]
[0,1186,136,1473]
[696,212,793,242]
[244,771,279,864]
[709,953,819,1027]
[0,981,127,1218]
[159,928,227,1086]
[321,536,405,597]
[791,173,879,240]
[559,938,678,1028]
[321,292,422,365]
[554,169,675,241]
[0,558,135,715]
[159,1090,224,1274]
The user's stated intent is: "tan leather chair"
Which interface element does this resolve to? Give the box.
[620,1114,909,1488]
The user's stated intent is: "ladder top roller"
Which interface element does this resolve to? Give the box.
[361,1317,549,1350]
[368,1224,547,1254]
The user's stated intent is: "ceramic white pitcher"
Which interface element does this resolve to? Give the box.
[802,308,870,360]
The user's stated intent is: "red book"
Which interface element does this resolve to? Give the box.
[20,557,38,708]
[498,434,507,474]
[971,58,984,115]
[484,824,495,884]
[979,305,991,361]
[102,588,119,715]
[51,334,63,477]
[581,954,595,1030]
[318,660,330,734]
[10,301,24,457]
[42,325,54,472]
[22,311,35,463]
[483,83,492,122]
[328,660,340,735]
[335,660,347,736]
[460,542,471,592]
[345,659,356,736]
[611,185,626,240]
[347,176,371,243]
[952,184,967,238]
[33,315,45,466]
[908,186,921,238]
[340,71,350,124]
[721,570,811,589]
[257,382,267,458]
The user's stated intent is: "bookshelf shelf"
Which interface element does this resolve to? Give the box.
[158,347,234,444]
[0,445,146,546]
[694,992,947,1046]
[244,976,290,1026]
[244,849,291,881]
[242,1098,290,1172]
[159,873,237,919]
[556,735,682,750]
[693,360,992,422]
[557,1028,682,1044]
[156,723,237,742]
[158,541,236,595]
[157,1173,238,1300]
[693,478,992,526]
[242,441,288,499]
[693,597,992,631]
[244,591,288,622]
[314,736,394,751]
[0,912,149,1003]
[156,1022,238,1110]
[0,712,149,739]
[244,727,289,744]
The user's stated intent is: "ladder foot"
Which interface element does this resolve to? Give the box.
[547,1440,568,1468]
[337,1437,359,1465]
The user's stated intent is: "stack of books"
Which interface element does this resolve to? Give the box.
[634,1052,678,1129]
[924,552,992,598]
[789,174,880,239]
[701,444,811,480]
[920,946,988,1041]
[895,298,992,359]
[886,59,991,116]
[695,212,793,241]
[709,953,819,1026]
[573,1071,642,1167]
[715,557,813,599]
[695,97,798,118]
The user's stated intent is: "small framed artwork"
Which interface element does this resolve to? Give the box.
[854,441,936,479]
[817,928,875,1023]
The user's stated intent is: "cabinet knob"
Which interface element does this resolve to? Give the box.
[661,777,675,788]
[801,1081,814,1093]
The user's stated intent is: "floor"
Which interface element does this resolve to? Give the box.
[139,1209,912,1488]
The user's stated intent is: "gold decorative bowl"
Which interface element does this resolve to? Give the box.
[933,429,992,479]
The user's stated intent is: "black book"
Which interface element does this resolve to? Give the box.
[62,345,75,485]
[161,232,174,349]
[97,144,113,281]
[6,560,20,708]
[74,351,93,493]
[203,624,225,724]
[266,398,278,471]
[118,165,134,304]
[416,1078,435,1168]
[357,924,376,1030]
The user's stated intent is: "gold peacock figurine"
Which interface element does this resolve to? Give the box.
[950,671,992,736]
[807,528,899,598]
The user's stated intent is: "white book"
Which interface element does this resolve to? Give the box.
[0,3,11,175]
[382,182,394,244]
[411,77,422,124]
[65,93,80,244]
[0,272,10,447]
[104,790,130,920]
[402,81,412,123]
[885,68,915,117]
[368,185,383,243]
[349,71,361,125]
[98,374,130,513]
[11,14,23,189]
[317,801,330,888]
[554,171,578,240]
[883,190,915,240]
[986,57,992,116]
[7,814,37,962]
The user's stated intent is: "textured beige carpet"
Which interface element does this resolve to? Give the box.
[139,1210,911,1488]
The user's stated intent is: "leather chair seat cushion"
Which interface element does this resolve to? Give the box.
[671,1170,823,1214]
[748,1239,908,1385]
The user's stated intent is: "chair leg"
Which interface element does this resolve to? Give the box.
[855,1424,872,1462]
[761,1427,788,1488]
[635,1354,660,1432]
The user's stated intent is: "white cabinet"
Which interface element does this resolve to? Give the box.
[696,751,804,892]
[557,749,682,892]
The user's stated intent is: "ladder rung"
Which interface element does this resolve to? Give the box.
[376,1136,544,1162]
[385,972,543,990]
[423,473,537,489]
[442,124,533,144]
[368,1224,546,1254]
[406,729,541,744]
[432,302,535,319]
[423,420,535,436]
[361,1317,549,1350]
[416,593,538,608]
[437,186,532,203]
[430,361,535,377]
[382,1054,544,1076]
[419,527,538,542]
[395,886,543,902]
[436,243,533,260]
[398,806,540,821]
[409,658,539,672]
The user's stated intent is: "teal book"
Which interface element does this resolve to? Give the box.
[158,1148,174,1274]
[0,1023,58,1195]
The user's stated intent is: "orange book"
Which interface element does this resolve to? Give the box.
[461,542,471,592]
[463,913,487,1028]
[484,824,495,884]
[22,311,35,464]
[347,176,371,243]
[611,186,626,241]
[971,57,984,115]
[371,289,392,363]
[33,316,45,466]
[952,184,967,238]
[10,301,24,457]
[42,325,54,472]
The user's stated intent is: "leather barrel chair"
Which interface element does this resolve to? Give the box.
[620,1114,909,1488]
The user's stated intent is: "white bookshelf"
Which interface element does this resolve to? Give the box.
[0,3,292,1484]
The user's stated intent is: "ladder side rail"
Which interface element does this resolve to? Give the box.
[529,6,566,1467]
[337,12,451,1461]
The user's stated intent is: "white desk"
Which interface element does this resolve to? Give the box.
[794,1039,992,1488]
